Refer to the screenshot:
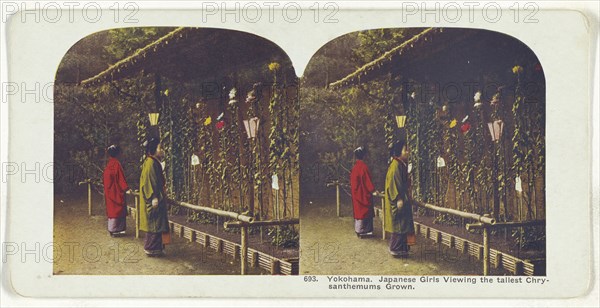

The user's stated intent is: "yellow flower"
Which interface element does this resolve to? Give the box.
[204,116,212,126]
[512,65,523,74]
[268,62,280,72]
[449,119,457,128]
[163,89,169,96]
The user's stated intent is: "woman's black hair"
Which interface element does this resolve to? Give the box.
[107,145,121,158]
[390,139,406,158]
[354,146,367,160]
[144,137,160,155]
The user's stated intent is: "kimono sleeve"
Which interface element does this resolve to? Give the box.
[386,163,404,217]
[363,165,375,194]
[116,163,129,192]
[141,161,162,202]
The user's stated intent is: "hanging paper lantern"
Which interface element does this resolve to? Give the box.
[148,113,160,126]
[243,117,260,139]
[515,175,522,192]
[191,154,200,166]
[395,115,407,128]
[437,156,446,168]
[407,163,413,173]
[272,174,279,191]
[204,116,212,126]
[460,122,471,134]
[449,119,457,128]
[160,161,166,171]
[487,120,504,141]
[216,120,225,130]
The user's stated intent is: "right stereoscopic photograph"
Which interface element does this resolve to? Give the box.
[299,27,546,276]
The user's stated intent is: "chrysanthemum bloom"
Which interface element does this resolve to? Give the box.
[204,116,212,126]
[512,65,523,74]
[449,119,457,128]
[268,62,280,71]
[216,120,225,130]
[460,122,471,134]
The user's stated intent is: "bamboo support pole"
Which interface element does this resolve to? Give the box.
[168,199,254,223]
[325,181,343,217]
[467,220,545,230]
[381,197,386,240]
[88,182,92,216]
[415,201,496,225]
[373,191,386,240]
[483,226,489,276]
[78,180,93,216]
[241,226,248,275]
[135,194,140,238]
[336,185,340,217]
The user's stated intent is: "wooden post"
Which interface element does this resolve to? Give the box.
[251,251,259,268]
[336,184,340,217]
[135,195,140,239]
[241,226,248,275]
[381,197,386,240]
[483,226,490,276]
[87,182,92,216]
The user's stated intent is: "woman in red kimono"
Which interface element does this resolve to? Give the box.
[103,145,129,237]
[350,146,376,237]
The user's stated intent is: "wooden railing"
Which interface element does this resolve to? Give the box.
[327,180,544,276]
[79,179,298,275]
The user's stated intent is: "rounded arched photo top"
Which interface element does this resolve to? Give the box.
[302,27,545,89]
[55,27,296,86]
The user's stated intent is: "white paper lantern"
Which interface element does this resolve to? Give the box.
[191,154,200,166]
[272,174,279,190]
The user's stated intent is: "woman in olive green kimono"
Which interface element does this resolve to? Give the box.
[384,140,415,257]
[139,138,170,257]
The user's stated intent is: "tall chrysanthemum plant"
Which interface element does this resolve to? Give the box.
[473,91,492,214]
[459,115,477,214]
[226,88,242,212]
[286,80,300,218]
[243,84,260,213]
[198,102,216,208]
[406,91,420,199]
[510,65,534,220]
[214,110,228,209]
[136,110,147,165]
[279,78,298,218]
[444,116,461,212]
[247,79,266,218]
[179,96,195,203]
[268,62,285,219]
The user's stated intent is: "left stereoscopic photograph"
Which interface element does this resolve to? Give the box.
[53,27,299,275]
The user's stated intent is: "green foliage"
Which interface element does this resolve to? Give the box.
[104,28,175,63]
[267,226,299,248]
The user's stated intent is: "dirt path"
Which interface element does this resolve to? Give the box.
[300,196,503,276]
[53,190,266,275]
